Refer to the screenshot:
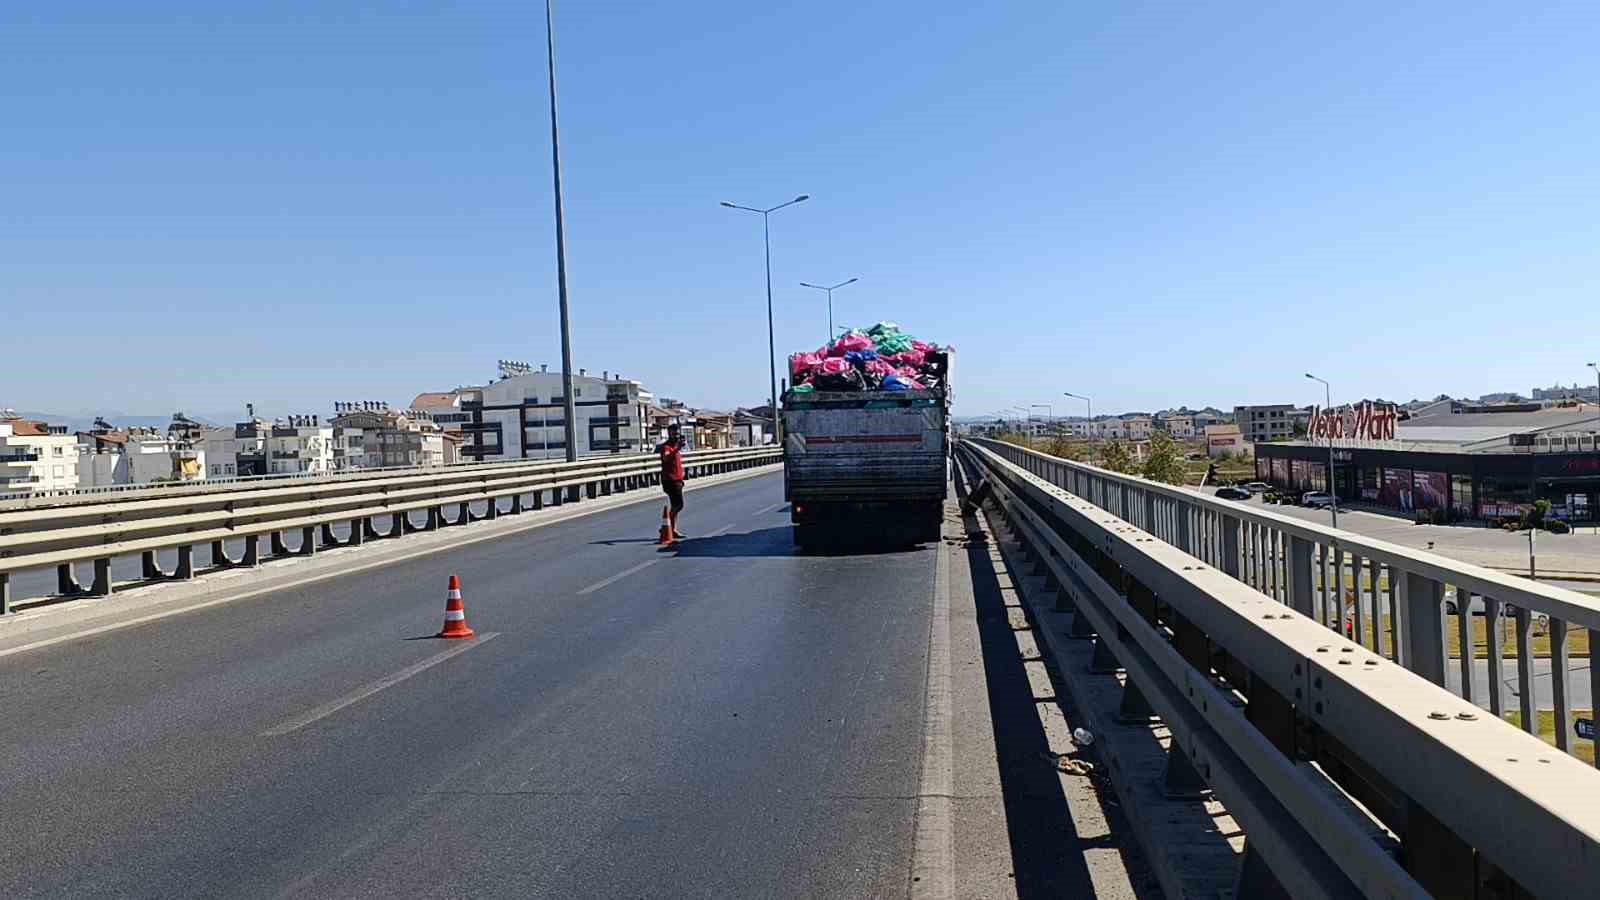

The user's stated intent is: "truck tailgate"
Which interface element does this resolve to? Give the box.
[783,399,946,499]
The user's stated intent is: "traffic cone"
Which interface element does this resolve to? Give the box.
[657,504,675,545]
[436,575,476,639]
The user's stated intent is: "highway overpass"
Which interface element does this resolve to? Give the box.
[2,444,1597,897]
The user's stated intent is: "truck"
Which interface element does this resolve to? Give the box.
[780,350,952,549]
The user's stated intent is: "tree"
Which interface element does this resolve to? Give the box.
[1140,431,1185,484]
[1099,440,1134,474]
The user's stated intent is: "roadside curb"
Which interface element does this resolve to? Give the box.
[970,489,1238,899]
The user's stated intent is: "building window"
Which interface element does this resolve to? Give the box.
[52,465,64,478]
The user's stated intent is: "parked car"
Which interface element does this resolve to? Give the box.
[1215,486,1252,501]
[1243,482,1271,494]
[1302,491,1336,508]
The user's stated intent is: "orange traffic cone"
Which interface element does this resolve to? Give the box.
[657,504,676,546]
[436,575,476,639]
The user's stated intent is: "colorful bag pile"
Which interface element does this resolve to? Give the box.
[787,321,949,393]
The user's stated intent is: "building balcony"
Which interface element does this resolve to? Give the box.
[0,473,40,484]
[0,450,41,464]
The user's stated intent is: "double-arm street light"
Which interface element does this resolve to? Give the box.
[721,195,810,426]
[1032,404,1053,438]
[799,278,857,345]
[1305,372,1339,528]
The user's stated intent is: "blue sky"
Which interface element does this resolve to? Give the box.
[5,3,1600,421]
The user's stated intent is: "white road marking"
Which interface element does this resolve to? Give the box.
[909,526,954,899]
[577,559,663,595]
[705,522,736,537]
[751,502,785,516]
[262,633,500,736]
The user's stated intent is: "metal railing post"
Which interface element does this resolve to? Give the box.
[1398,570,1447,686]
[1288,536,1315,616]
[1220,515,1242,579]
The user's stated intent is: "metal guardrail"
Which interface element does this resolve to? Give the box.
[0,447,782,613]
[965,439,1600,898]
[0,448,739,507]
[979,438,1600,759]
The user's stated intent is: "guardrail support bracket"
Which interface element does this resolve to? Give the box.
[1089,637,1120,673]
[175,544,195,577]
[1232,842,1288,900]
[1069,609,1097,639]
[57,563,83,595]
[1403,798,1477,899]
[1119,678,1156,724]
[90,557,112,596]
[1163,742,1210,799]
[1,573,11,614]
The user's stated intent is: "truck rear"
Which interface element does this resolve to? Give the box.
[781,364,951,549]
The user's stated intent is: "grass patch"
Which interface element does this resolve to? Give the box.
[1445,616,1588,659]
[1504,710,1595,765]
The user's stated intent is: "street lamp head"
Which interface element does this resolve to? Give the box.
[719,201,736,208]
[795,194,810,202]
[841,277,858,286]
[1304,372,1315,380]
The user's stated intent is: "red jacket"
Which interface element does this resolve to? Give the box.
[658,440,685,482]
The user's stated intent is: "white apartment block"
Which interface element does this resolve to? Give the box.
[0,419,81,493]
[78,428,207,487]
[450,367,654,462]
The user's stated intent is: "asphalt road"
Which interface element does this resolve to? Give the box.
[0,473,949,898]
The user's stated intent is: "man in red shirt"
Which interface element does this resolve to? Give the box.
[657,423,687,540]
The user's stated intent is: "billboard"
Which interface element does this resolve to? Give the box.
[1378,467,1414,511]
[1271,457,1290,484]
[1412,470,1448,511]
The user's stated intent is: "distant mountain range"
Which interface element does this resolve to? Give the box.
[6,411,229,433]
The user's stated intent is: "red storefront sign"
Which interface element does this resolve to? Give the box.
[1307,401,1398,442]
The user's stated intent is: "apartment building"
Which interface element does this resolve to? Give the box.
[330,405,447,469]
[1233,404,1297,444]
[0,418,80,493]
[447,364,654,462]
[77,424,207,487]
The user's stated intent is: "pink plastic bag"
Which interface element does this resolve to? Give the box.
[817,356,852,376]
[865,358,895,377]
[911,340,937,354]
[790,352,823,379]
[885,350,926,368]
[828,332,873,357]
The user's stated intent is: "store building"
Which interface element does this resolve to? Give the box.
[1256,404,1600,522]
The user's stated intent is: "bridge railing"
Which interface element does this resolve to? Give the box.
[0,447,781,612]
[978,438,1600,758]
[965,439,1600,899]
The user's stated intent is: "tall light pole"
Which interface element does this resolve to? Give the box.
[1064,392,1091,439]
[1013,406,1033,448]
[722,195,810,429]
[544,0,578,461]
[799,277,858,345]
[1032,404,1053,439]
[1305,372,1338,528]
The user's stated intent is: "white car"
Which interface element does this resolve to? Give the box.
[1302,491,1336,508]
[1243,482,1271,494]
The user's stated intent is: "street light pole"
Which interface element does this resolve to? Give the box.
[721,195,810,432]
[1064,392,1091,439]
[1305,372,1338,528]
[1032,404,1052,441]
[799,278,858,346]
[544,0,578,462]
